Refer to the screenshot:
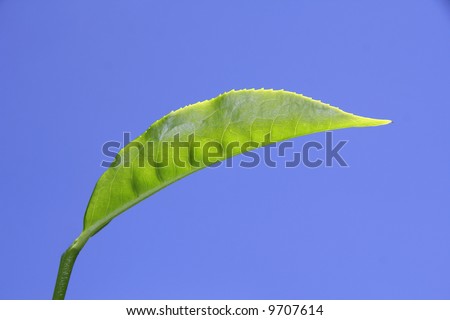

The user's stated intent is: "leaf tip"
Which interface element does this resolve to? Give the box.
[354,116,392,128]
[371,118,392,126]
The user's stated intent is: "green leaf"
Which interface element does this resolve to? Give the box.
[53,89,390,299]
[84,89,390,234]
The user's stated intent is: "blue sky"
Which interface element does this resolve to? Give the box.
[0,0,449,299]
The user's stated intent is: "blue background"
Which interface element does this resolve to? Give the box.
[1,1,449,299]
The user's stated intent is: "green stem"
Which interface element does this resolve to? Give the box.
[52,233,89,300]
